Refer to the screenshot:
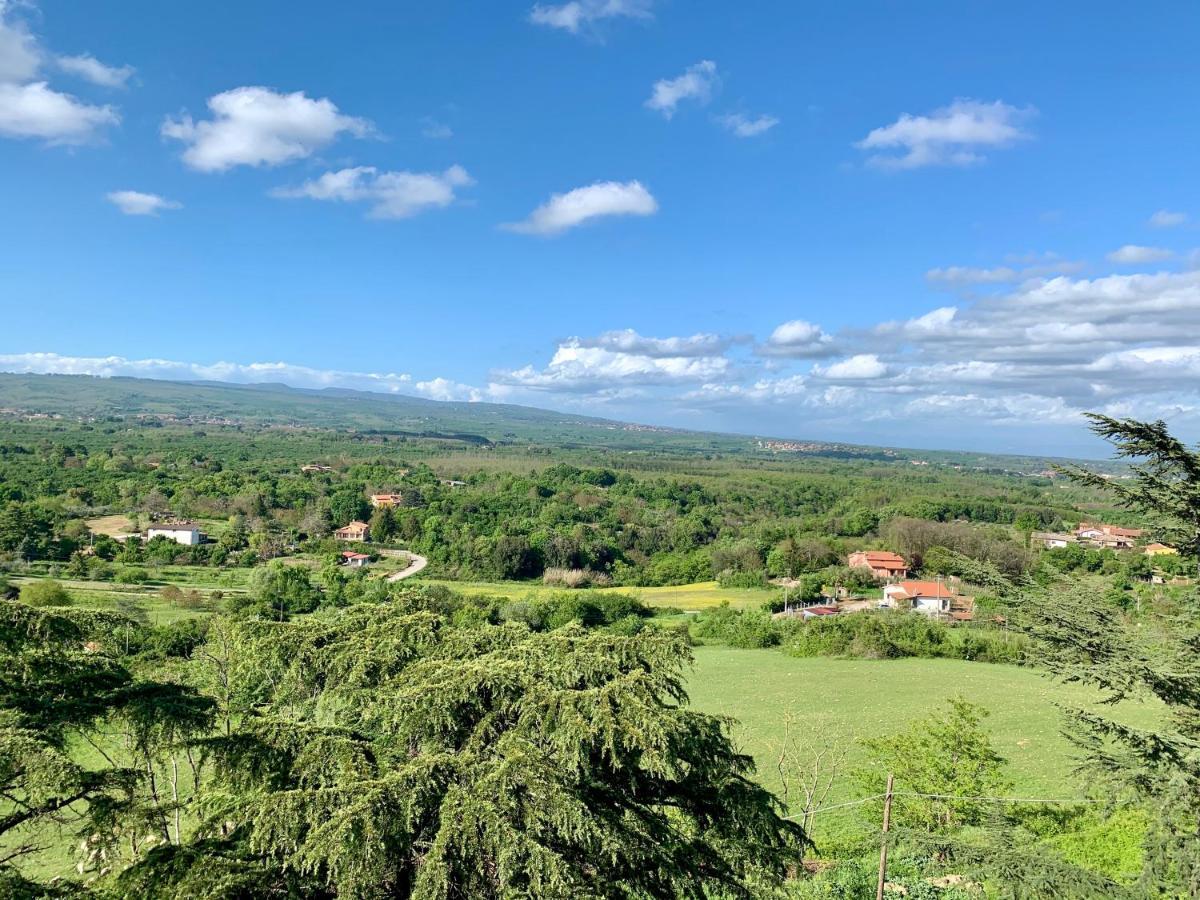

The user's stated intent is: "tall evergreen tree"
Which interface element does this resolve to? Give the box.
[117,602,805,898]
[1026,414,1200,896]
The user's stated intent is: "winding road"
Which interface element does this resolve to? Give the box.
[379,549,429,582]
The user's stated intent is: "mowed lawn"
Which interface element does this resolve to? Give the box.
[419,578,770,611]
[685,647,1163,814]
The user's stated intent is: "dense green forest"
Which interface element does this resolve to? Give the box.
[1,381,1198,897]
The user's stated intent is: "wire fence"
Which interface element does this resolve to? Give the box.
[787,790,1106,822]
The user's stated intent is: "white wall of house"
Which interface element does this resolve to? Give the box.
[147,527,203,546]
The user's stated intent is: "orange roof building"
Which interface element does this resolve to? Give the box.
[848,550,909,579]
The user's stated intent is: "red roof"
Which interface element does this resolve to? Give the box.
[853,551,907,568]
[803,606,840,616]
[341,551,369,560]
[894,580,955,599]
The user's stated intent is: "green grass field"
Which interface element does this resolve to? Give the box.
[685,646,1163,828]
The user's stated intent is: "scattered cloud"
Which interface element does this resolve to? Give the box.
[502,179,657,235]
[1149,209,1187,228]
[856,99,1034,170]
[106,190,182,216]
[645,60,717,119]
[758,320,836,358]
[814,354,888,380]
[0,5,121,144]
[162,86,371,172]
[576,329,732,358]
[925,256,1084,287]
[412,377,487,402]
[717,112,778,137]
[0,81,118,143]
[1107,244,1173,265]
[272,165,473,219]
[493,334,730,392]
[529,0,653,35]
[56,53,134,89]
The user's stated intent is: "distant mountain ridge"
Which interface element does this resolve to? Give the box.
[0,372,1116,470]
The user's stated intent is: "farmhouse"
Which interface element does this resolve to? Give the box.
[341,551,370,568]
[847,550,909,579]
[146,522,206,546]
[1076,523,1145,547]
[334,521,370,542]
[370,493,404,508]
[881,580,956,616]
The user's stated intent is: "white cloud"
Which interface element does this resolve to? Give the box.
[815,354,888,380]
[162,86,371,172]
[645,60,717,119]
[856,99,1034,170]
[0,80,118,143]
[503,179,657,235]
[1107,244,1173,264]
[272,165,473,219]
[717,112,778,137]
[758,320,835,358]
[56,54,133,89]
[0,4,40,83]
[412,377,486,402]
[577,328,731,358]
[1149,209,1187,228]
[529,0,653,34]
[0,4,125,144]
[106,190,182,216]
[494,336,730,392]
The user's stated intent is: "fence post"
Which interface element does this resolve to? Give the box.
[875,772,894,900]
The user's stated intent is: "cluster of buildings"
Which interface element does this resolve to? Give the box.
[1032,522,1174,554]
[781,550,972,621]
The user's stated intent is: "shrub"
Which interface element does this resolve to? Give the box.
[18,579,72,607]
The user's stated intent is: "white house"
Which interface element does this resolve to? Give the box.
[881,580,955,616]
[146,522,206,546]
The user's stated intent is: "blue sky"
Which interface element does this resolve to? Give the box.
[1,0,1198,455]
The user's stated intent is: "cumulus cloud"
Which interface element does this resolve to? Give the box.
[272,165,473,219]
[529,0,653,34]
[758,320,836,358]
[576,329,731,358]
[494,335,730,392]
[106,190,182,216]
[645,60,717,119]
[412,377,487,402]
[925,256,1084,287]
[717,112,778,137]
[502,180,657,235]
[0,81,118,143]
[814,354,888,380]
[1149,209,1187,228]
[56,54,134,88]
[1107,244,1173,264]
[856,99,1034,170]
[162,86,371,172]
[0,4,126,144]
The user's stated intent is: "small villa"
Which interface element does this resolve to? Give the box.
[847,550,909,579]
[881,580,956,616]
[370,493,404,508]
[334,521,370,542]
[341,551,370,568]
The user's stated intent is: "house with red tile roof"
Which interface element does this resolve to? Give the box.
[847,550,909,579]
[882,580,956,615]
[333,521,370,542]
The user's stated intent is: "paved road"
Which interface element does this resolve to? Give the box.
[379,549,429,582]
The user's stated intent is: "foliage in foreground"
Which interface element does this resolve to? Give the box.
[109,602,804,898]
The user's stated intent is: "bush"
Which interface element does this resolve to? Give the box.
[542,567,612,589]
[18,579,72,607]
[691,603,785,648]
[784,612,1026,664]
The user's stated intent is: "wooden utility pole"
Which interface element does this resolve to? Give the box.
[875,772,894,900]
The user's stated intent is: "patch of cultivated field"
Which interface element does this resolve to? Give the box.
[83,514,136,536]
[419,578,769,611]
[685,647,1163,815]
